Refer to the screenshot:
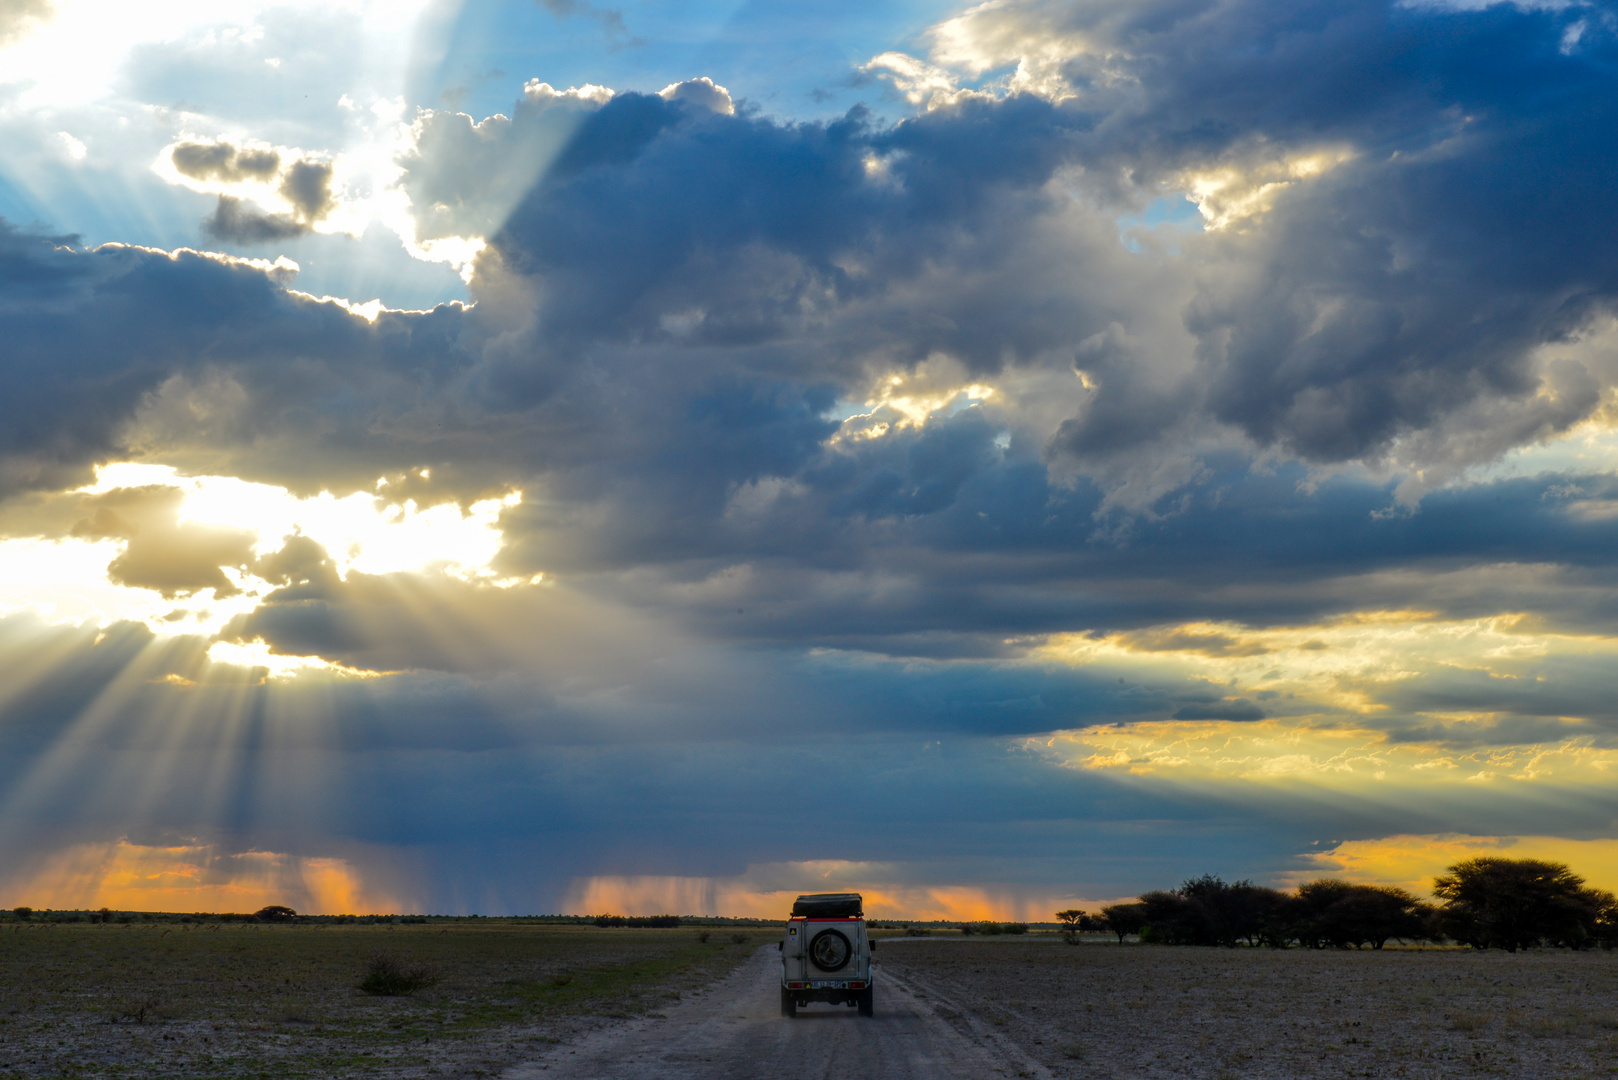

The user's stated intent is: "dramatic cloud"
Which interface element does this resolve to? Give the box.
[164,141,341,244]
[3,0,1618,913]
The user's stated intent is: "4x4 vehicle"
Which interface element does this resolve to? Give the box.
[777,892,875,1017]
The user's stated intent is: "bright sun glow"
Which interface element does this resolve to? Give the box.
[0,462,522,649]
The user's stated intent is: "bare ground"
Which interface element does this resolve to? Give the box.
[11,924,1618,1079]
[0,922,762,1079]
[878,937,1618,1079]
[503,943,1051,1080]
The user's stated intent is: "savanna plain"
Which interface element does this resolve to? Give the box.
[0,921,759,1079]
[880,937,1618,1079]
[3,924,1617,1078]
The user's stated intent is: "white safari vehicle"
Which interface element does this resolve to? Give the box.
[778,892,875,1017]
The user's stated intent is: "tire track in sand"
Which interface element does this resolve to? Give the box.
[502,944,1052,1080]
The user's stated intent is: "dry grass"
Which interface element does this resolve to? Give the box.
[881,938,1618,1078]
[0,922,758,1078]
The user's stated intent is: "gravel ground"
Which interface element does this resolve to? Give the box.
[0,923,760,1079]
[877,937,1618,1079]
[506,945,1051,1080]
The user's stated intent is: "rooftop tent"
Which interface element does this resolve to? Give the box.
[791,893,863,918]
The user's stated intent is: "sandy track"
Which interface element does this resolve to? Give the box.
[503,944,1051,1079]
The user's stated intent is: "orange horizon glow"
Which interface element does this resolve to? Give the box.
[1291,834,1618,899]
[11,836,1618,918]
[564,870,1128,922]
[2,839,408,915]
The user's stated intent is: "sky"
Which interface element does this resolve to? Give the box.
[2,0,1618,919]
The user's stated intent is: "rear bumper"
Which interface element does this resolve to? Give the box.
[783,979,870,1005]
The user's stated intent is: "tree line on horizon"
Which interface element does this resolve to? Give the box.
[1055,858,1618,952]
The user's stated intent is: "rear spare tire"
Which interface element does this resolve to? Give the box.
[809,928,851,971]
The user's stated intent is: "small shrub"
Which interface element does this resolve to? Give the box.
[357,952,441,997]
[1005,922,1029,935]
[108,995,162,1024]
[905,926,932,936]
[698,931,711,943]
[730,933,748,944]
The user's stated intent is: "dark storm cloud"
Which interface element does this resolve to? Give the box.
[278,159,335,222]
[203,195,309,243]
[1038,0,1618,465]
[437,0,1618,568]
[171,141,282,183]
[4,1,1618,764]
[481,89,1111,378]
[171,142,336,244]
[0,225,472,497]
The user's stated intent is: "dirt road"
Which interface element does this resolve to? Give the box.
[502,943,1050,1079]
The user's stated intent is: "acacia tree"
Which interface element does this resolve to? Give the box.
[1099,901,1148,943]
[1290,880,1431,949]
[1135,877,1287,946]
[1433,858,1605,951]
[255,905,297,923]
[1055,909,1085,944]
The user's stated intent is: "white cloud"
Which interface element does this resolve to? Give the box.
[658,76,734,115]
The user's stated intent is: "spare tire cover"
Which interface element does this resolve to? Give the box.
[809,928,852,971]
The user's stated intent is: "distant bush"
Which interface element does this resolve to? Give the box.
[357,953,440,997]
[594,914,680,928]
[1004,922,1029,935]
[255,905,297,923]
[11,907,30,921]
[904,926,932,936]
